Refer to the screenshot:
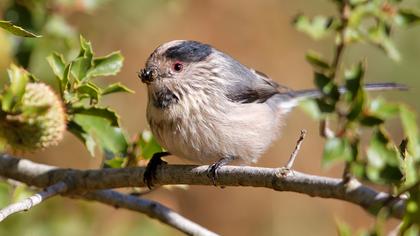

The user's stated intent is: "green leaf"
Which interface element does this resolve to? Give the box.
[400,106,420,159]
[88,52,124,78]
[101,82,134,95]
[359,114,384,126]
[71,106,120,126]
[344,63,365,120]
[322,137,354,168]
[71,57,92,81]
[67,121,96,156]
[79,35,94,62]
[0,20,41,38]
[315,98,336,113]
[2,65,29,112]
[347,89,365,121]
[137,130,163,160]
[344,62,364,100]
[367,23,401,61]
[313,72,339,113]
[315,72,340,100]
[104,157,126,168]
[400,187,420,234]
[305,50,330,70]
[47,53,66,79]
[76,83,101,101]
[293,15,335,40]
[395,9,420,27]
[335,219,352,236]
[72,114,128,156]
[366,128,403,184]
[11,185,32,202]
[298,99,324,120]
[369,98,400,119]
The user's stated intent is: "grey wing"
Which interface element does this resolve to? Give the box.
[225,66,282,104]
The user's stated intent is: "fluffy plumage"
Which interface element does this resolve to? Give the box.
[140,40,405,166]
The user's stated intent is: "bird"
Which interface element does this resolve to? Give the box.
[138,40,406,188]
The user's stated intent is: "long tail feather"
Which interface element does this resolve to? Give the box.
[293,82,408,99]
[277,82,407,111]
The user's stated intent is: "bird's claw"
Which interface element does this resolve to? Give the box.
[207,163,220,186]
[143,156,167,189]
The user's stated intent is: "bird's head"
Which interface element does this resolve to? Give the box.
[138,40,214,85]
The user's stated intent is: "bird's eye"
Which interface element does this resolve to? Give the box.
[172,62,183,72]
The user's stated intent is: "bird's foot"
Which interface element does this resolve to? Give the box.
[207,156,234,186]
[143,152,170,189]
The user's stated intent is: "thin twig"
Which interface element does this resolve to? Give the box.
[285,129,307,169]
[83,190,218,236]
[0,181,68,222]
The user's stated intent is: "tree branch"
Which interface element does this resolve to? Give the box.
[0,181,67,221]
[82,190,218,236]
[0,154,217,235]
[0,153,406,220]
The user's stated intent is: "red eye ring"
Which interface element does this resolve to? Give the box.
[172,62,183,72]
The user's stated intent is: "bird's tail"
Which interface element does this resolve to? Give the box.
[278,82,407,111]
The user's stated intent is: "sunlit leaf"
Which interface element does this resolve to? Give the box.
[72,114,128,156]
[395,9,420,26]
[137,130,163,160]
[366,128,403,183]
[315,72,340,100]
[335,219,352,236]
[344,62,364,99]
[71,57,91,81]
[344,63,365,120]
[298,99,324,120]
[322,137,354,167]
[47,53,66,79]
[367,23,401,61]
[67,121,96,156]
[293,15,335,40]
[76,83,101,101]
[79,35,93,62]
[104,157,126,168]
[62,63,71,91]
[71,106,120,126]
[88,52,124,78]
[369,98,400,119]
[305,50,330,70]
[102,82,134,95]
[400,106,420,159]
[0,20,41,38]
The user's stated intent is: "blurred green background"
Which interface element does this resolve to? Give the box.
[0,0,419,235]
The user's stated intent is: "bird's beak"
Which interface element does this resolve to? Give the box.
[138,67,157,84]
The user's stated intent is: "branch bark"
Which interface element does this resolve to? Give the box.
[0,153,406,220]
[0,181,67,221]
[82,190,218,236]
[0,154,218,236]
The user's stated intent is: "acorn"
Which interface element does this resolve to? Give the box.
[0,83,66,151]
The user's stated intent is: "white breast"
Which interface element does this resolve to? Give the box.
[146,94,284,164]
